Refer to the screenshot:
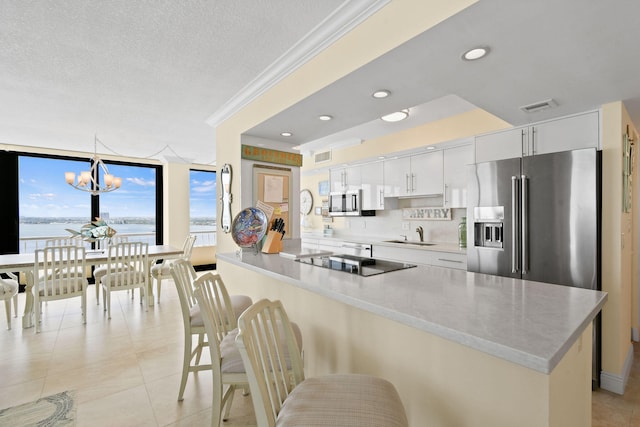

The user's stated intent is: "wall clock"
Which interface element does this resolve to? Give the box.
[300,189,313,215]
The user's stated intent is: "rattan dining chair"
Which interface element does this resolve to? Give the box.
[34,245,88,333]
[0,272,19,330]
[235,299,408,427]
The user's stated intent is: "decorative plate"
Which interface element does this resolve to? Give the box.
[231,207,268,247]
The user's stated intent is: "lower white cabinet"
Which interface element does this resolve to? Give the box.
[373,244,467,270]
[302,238,372,257]
[430,253,467,269]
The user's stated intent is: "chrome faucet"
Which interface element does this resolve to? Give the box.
[400,234,407,241]
[416,226,424,242]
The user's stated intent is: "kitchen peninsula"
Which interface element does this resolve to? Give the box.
[218,251,607,427]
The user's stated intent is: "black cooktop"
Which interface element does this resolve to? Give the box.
[297,254,416,277]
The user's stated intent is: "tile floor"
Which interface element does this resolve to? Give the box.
[0,277,256,426]
[592,342,640,426]
[0,277,636,426]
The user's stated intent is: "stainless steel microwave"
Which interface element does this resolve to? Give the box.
[329,190,362,216]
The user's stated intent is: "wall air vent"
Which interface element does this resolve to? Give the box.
[520,98,557,113]
[314,150,332,164]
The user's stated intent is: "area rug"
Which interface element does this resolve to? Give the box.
[0,390,76,426]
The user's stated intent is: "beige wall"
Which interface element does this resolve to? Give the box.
[164,161,217,266]
[601,102,638,378]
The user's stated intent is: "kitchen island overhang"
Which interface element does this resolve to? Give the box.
[217,251,607,426]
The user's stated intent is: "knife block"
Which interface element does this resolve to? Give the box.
[261,230,283,254]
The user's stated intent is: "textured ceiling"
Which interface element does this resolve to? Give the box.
[0,0,345,164]
[3,1,640,167]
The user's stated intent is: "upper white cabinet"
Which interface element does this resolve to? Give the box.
[529,111,599,155]
[413,151,444,196]
[330,162,385,210]
[383,156,411,197]
[360,161,384,210]
[383,151,443,197]
[475,111,599,163]
[443,144,474,208]
[330,166,361,192]
[475,127,525,163]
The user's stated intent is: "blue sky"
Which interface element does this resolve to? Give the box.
[190,170,217,219]
[19,157,216,219]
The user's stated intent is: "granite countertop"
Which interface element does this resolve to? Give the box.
[218,251,607,374]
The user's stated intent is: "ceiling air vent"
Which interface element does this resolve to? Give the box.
[520,98,557,113]
[314,150,332,164]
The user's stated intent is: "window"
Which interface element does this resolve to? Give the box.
[19,156,91,253]
[17,154,162,253]
[97,162,159,246]
[189,169,216,246]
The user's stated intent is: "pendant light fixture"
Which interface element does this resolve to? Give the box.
[64,135,122,195]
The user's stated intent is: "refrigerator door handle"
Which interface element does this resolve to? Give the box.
[521,174,529,274]
[511,176,519,273]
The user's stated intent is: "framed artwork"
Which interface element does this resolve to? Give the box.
[318,180,329,196]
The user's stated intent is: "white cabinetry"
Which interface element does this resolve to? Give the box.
[373,245,432,265]
[360,161,384,210]
[373,244,467,270]
[301,237,372,257]
[383,156,410,197]
[330,167,361,192]
[383,151,443,197]
[475,111,599,163]
[430,252,467,270]
[330,162,384,210]
[530,111,599,155]
[475,127,525,163]
[443,144,474,208]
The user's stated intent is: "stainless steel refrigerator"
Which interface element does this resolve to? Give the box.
[466,147,601,386]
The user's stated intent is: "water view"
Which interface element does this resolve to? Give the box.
[19,217,216,253]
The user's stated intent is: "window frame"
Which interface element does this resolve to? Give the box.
[2,150,163,254]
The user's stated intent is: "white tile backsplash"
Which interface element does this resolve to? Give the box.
[327,206,466,244]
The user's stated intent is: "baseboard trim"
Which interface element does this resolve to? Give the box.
[600,343,634,394]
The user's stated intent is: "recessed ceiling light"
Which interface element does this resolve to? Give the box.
[318,115,333,121]
[381,109,409,122]
[462,46,489,61]
[372,90,391,99]
[281,132,293,137]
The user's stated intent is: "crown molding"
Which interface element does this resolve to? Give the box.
[206,0,390,128]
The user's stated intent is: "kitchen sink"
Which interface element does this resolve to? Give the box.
[384,240,435,246]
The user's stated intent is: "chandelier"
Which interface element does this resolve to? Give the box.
[64,135,122,195]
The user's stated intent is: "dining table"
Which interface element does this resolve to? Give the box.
[0,244,183,329]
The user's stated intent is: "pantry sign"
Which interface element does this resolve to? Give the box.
[403,207,451,221]
[241,145,303,167]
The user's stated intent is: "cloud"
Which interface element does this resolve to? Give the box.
[192,183,215,193]
[126,177,156,187]
[28,193,56,200]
